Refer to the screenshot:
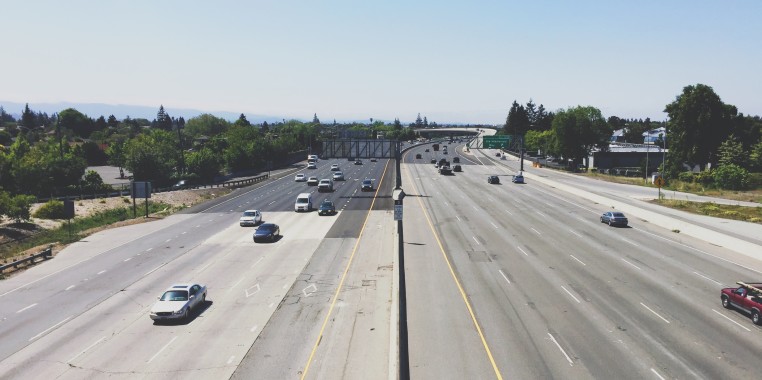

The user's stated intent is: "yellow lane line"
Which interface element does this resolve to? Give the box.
[300,160,392,380]
[401,149,504,380]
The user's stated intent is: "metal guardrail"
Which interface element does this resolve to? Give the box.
[1,246,53,274]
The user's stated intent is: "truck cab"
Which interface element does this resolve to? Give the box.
[721,282,762,325]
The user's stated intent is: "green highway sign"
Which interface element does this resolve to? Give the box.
[483,136,511,149]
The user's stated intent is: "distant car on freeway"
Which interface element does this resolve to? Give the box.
[319,199,336,216]
[453,157,460,163]
[415,154,422,159]
[332,171,345,181]
[150,284,207,322]
[330,164,340,171]
[295,173,306,182]
[307,177,319,186]
[307,162,317,169]
[600,211,628,227]
[370,158,377,162]
[453,164,462,172]
[512,174,524,184]
[487,175,500,184]
[253,223,280,242]
[239,210,262,226]
[361,178,374,191]
[354,159,363,165]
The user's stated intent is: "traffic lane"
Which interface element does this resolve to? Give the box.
[0,211,339,378]
[293,211,395,379]
[0,212,237,361]
[402,161,510,379]
[446,162,762,378]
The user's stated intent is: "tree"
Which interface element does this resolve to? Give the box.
[712,163,750,190]
[504,101,530,137]
[94,115,108,133]
[234,113,251,128]
[106,139,127,169]
[82,169,106,195]
[20,103,36,129]
[526,99,537,127]
[186,147,221,182]
[124,129,179,185]
[664,84,738,174]
[261,121,269,133]
[107,115,119,128]
[551,106,611,166]
[717,134,747,168]
[393,118,402,131]
[524,130,553,155]
[5,194,36,223]
[750,138,762,172]
[415,113,423,127]
[59,108,93,138]
[312,113,320,124]
[154,105,173,130]
[423,117,428,128]
[184,114,230,137]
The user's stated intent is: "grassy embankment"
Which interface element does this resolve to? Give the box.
[0,201,177,264]
[580,172,762,224]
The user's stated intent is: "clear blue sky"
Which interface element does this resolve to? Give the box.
[2,0,760,124]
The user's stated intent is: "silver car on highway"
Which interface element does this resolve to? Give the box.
[150,283,207,322]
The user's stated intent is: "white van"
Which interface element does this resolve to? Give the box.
[294,192,313,212]
[307,154,318,162]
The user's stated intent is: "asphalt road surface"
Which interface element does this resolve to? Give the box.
[1,142,761,380]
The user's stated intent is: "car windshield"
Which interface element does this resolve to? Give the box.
[243,211,257,217]
[612,213,625,217]
[257,224,275,232]
[322,201,333,207]
[160,290,188,301]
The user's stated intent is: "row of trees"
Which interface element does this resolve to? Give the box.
[504,84,762,189]
[0,105,421,199]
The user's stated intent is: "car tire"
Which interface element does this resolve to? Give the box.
[722,295,730,309]
[608,220,612,226]
[753,310,761,325]
[201,293,206,303]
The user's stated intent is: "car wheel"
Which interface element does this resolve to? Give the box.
[722,295,730,309]
[608,220,612,226]
[753,310,761,325]
[183,308,190,321]
[600,218,604,223]
[202,293,206,303]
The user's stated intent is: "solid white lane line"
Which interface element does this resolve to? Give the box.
[17,303,38,313]
[227,355,235,365]
[65,285,75,291]
[472,236,481,245]
[517,246,529,256]
[250,324,259,333]
[568,229,582,238]
[561,286,581,303]
[694,272,724,286]
[97,270,106,275]
[651,368,667,380]
[148,336,177,363]
[490,222,499,229]
[68,336,106,363]
[531,227,541,235]
[144,264,163,277]
[621,258,641,270]
[569,255,586,266]
[123,258,132,262]
[640,302,670,323]
[536,211,546,217]
[712,309,751,331]
[547,333,573,366]
[498,270,511,284]
[29,316,72,341]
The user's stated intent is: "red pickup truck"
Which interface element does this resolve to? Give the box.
[721,282,762,325]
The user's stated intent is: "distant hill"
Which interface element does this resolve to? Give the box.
[0,101,286,124]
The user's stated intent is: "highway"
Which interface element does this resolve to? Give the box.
[1,138,762,379]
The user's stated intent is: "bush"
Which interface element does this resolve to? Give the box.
[678,171,694,183]
[712,164,750,190]
[694,170,714,185]
[32,200,67,219]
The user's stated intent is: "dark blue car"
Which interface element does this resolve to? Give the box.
[253,223,280,242]
[600,212,628,227]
